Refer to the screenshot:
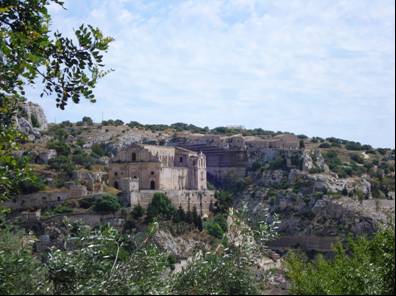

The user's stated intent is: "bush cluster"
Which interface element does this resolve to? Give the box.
[93,193,121,213]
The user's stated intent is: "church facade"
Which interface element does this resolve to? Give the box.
[109,144,214,216]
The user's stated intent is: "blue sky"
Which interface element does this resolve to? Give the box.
[30,0,395,148]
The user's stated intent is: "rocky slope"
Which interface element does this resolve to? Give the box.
[15,105,395,250]
[16,101,48,140]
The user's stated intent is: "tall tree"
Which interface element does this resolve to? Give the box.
[0,0,112,206]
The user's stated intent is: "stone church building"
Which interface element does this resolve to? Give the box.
[109,144,214,216]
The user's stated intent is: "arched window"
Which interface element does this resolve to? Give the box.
[150,180,156,190]
[179,156,183,163]
[132,152,136,161]
[151,171,155,175]
[57,196,61,201]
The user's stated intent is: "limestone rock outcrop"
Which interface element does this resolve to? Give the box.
[16,101,48,139]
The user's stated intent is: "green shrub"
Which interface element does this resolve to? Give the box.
[146,193,176,222]
[81,116,94,126]
[286,227,395,295]
[0,229,49,294]
[53,204,73,214]
[251,161,262,171]
[76,138,85,147]
[60,120,73,127]
[268,155,287,170]
[172,206,186,223]
[350,153,364,164]
[131,204,145,219]
[213,191,233,214]
[19,175,45,194]
[79,197,96,209]
[319,143,331,148]
[114,119,124,126]
[213,214,228,232]
[48,156,75,178]
[47,140,71,156]
[204,221,224,239]
[71,149,94,168]
[30,113,40,128]
[172,250,259,295]
[93,194,121,213]
[127,121,143,128]
[192,206,203,231]
[345,142,363,151]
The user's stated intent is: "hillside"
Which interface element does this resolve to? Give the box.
[4,101,395,294]
[13,102,395,231]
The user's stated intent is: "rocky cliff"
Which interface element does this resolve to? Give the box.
[16,101,48,140]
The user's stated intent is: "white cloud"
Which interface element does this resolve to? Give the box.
[30,0,395,148]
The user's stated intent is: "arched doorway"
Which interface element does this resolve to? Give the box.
[150,180,156,190]
[114,181,119,189]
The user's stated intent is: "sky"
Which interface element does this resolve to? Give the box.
[29,0,395,148]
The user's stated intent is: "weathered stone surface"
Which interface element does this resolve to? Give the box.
[37,149,57,163]
[153,229,210,259]
[302,149,329,173]
[21,101,48,130]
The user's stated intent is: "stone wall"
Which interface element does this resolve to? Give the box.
[42,212,123,227]
[7,191,71,211]
[171,134,300,185]
[109,144,207,191]
[130,190,215,217]
[6,185,89,211]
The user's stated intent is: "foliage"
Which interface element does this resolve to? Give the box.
[47,139,70,155]
[81,116,94,126]
[30,113,40,128]
[0,99,33,208]
[18,174,45,194]
[286,227,395,295]
[131,204,145,219]
[172,206,279,294]
[47,223,170,295]
[79,196,96,209]
[1,0,113,108]
[267,154,288,170]
[127,121,144,129]
[102,119,124,126]
[171,248,259,295]
[172,205,186,223]
[146,193,176,222]
[48,155,75,178]
[93,193,121,213]
[0,228,50,294]
[0,0,111,210]
[91,142,111,158]
[191,206,203,231]
[204,219,225,239]
[319,142,331,148]
[213,190,233,214]
[350,153,364,164]
[71,147,94,169]
[345,142,363,151]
